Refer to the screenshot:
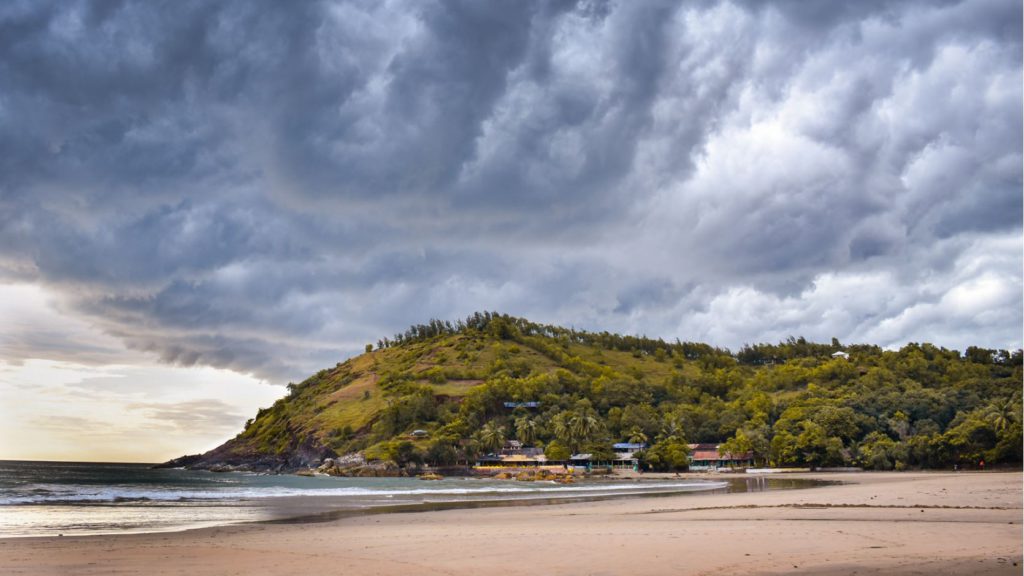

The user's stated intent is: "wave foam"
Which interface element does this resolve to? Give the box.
[0,481,727,505]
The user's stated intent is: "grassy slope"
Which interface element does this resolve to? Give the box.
[215,327,697,461]
[192,317,1022,470]
[219,332,567,460]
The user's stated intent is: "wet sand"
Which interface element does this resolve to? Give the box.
[1,471,1020,575]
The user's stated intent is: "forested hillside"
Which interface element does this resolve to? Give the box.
[178,312,1022,473]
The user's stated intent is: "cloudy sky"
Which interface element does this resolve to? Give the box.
[1,0,1020,461]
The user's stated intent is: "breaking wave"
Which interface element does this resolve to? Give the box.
[0,481,727,505]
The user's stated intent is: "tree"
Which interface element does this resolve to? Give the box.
[719,430,753,460]
[568,413,600,451]
[640,438,690,471]
[552,413,571,449]
[545,440,571,461]
[583,441,617,462]
[427,437,459,466]
[985,395,1020,433]
[857,431,898,470]
[943,410,997,465]
[552,411,600,453]
[795,421,828,467]
[660,414,686,442]
[365,343,373,354]
[515,416,538,446]
[770,430,798,467]
[479,421,507,454]
[812,406,861,442]
[382,440,424,466]
[728,424,771,466]
[627,427,648,447]
[620,404,661,441]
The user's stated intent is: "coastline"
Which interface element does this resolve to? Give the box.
[0,471,1020,575]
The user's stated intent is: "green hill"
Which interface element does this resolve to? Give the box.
[170,312,1022,473]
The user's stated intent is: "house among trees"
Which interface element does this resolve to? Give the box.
[688,443,754,471]
[475,440,547,467]
[831,351,850,360]
[503,401,540,409]
[612,442,646,455]
[474,440,640,470]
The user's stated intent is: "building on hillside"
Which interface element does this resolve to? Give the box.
[499,441,545,459]
[831,351,850,360]
[612,442,647,454]
[688,443,754,471]
[502,440,523,454]
[503,401,540,409]
[474,440,548,468]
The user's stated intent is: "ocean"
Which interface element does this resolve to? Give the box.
[0,460,799,537]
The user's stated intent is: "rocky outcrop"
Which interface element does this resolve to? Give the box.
[152,454,203,469]
[490,468,576,483]
[162,433,336,474]
[313,454,410,477]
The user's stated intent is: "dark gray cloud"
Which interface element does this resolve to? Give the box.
[0,0,1020,382]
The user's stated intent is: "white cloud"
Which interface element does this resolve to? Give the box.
[674,232,1021,351]
[0,284,282,461]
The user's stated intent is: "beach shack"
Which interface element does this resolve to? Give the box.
[688,443,754,471]
[474,440,549,469]
[612,442,645,470]
[569,453,593,472]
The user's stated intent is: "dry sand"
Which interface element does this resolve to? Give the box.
[1,471,1020,575]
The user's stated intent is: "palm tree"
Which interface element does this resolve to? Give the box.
[627,427,648,447]
[661,417,684,441]
[552,413,572,448]
[986,395,1020,432]
[568,413,600,452]
[479,422,507,455]
[515,416,537,446]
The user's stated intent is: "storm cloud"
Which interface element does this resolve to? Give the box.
[1,0,1020,382]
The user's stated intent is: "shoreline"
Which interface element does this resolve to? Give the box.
[0,475,818,539]
[0,471,1020,575]
[246,475,821,529]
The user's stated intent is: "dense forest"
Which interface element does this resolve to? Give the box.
[196,312,1022,473]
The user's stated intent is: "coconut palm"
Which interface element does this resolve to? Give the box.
[552,412,571,447]
[568,413,600,452]
[515,416,538,446]
[627,427,648,447]
[479,421,507,454]
[661,416,685,441]
[986,395,1020,432]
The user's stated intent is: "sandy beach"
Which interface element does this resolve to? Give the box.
[1,471,1020,575]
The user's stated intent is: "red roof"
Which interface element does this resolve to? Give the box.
[691,449,721,460]
[688,443,753,461]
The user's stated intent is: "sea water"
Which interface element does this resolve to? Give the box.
[0,460,798,537]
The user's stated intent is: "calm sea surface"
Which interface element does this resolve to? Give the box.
[0,460,807,537]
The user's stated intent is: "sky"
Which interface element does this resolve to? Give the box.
[0,0,1020,462]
